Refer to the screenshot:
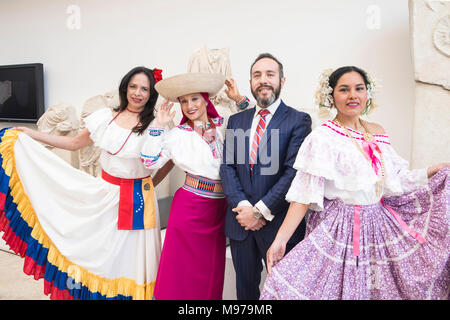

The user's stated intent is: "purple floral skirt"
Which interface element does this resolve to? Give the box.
[260,169,449,300]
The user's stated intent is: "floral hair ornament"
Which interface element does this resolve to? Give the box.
[152,68,163,83]
[314,68,334,118]
[314,68,379,118]
[363,73,379,115]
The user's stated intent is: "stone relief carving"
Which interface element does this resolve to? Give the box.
[37,102,79,147]
[409,0,450,169]
[427,1,450,58]
[36,102,80,167]
[426,0,448,12]
[412,0,450,90]
[433,14,450,57]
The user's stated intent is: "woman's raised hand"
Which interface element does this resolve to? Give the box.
[155,99,175,127]
[225,78,244,103]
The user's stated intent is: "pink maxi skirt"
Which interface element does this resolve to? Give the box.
[154,187,227,300]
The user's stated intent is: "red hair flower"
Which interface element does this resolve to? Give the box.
[153,68,163,83]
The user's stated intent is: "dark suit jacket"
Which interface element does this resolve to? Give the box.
[220,100,312,243]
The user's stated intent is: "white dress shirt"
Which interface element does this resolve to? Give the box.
[237,98,282,221]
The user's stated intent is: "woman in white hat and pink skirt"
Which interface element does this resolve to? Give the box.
[140,72,228,299]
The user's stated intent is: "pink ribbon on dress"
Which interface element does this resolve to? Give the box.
[353,205,362,258]
[352,201,426,266]
[380,199,426,244]
[362,139,382,175]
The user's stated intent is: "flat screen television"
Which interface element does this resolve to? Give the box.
[0,63,44,123]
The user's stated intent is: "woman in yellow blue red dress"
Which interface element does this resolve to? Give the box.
[0,66,166,299]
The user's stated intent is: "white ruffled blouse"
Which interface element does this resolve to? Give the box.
[84,108,155,179]
[286,120,428,211]
[140,117,226,180]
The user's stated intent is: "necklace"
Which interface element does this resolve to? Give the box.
[334,118,385,196]
[107,111,140,156]
[126,107,141,114]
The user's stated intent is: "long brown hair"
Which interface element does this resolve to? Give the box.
[114,66,159,135]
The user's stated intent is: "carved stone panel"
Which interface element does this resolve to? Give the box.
[37,102,80,167]
[409,0,450,168]
[410,0,450,89]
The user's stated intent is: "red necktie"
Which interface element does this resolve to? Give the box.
[250,109,270,168]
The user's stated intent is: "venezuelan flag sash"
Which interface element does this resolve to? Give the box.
[101,170,156,230]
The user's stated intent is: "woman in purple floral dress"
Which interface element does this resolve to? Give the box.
[260,66,449,300]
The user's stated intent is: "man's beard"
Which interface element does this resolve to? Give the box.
[251,84,281,107]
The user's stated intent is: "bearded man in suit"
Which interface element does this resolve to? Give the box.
[220,53,312,299]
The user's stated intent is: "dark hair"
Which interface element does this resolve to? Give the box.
[328,66,369,94]
[114,66,159,135]
[250,53,284,79]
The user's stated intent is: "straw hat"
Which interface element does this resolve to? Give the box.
[154,72,225,102]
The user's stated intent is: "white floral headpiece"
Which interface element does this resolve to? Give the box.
[315,68,379,117]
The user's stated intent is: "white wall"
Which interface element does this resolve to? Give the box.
[0,0,415,160]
